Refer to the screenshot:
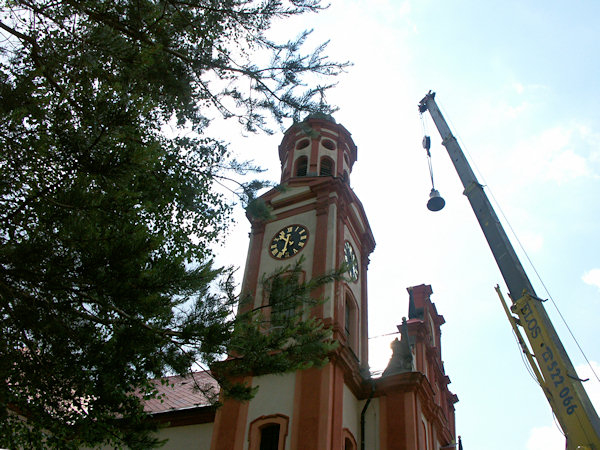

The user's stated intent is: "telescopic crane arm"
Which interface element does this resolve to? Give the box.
[418,91,600,450]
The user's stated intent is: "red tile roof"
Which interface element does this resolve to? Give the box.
[143,371,220,414]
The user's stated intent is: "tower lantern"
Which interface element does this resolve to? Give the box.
[278,114,358,183]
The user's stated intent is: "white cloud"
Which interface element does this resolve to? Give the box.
[511,82,548,95]
[397,0,411,16]
[582,269,600,291]
[503,101,530,119]
[513,82,525,94]
[545,148,591,182]
[526,425,564,450]
[511,125,597,184]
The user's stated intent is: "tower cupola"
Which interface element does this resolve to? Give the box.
[278,115,358,184]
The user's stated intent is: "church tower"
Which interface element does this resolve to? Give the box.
[146,115,458,450]
[210,114,375,450]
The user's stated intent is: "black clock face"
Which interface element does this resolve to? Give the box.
[344,241,359,282]
[269,225,308,259]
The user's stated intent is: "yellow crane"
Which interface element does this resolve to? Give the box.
[419,91,600,449]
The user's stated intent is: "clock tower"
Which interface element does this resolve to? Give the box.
[210,114,375,450]
[146,114,458,450]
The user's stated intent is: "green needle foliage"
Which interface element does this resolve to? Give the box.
[0,0,348,447]
[218,256,342,400]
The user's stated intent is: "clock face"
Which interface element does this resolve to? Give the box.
[344,241,359,282]
[269,225,308,259]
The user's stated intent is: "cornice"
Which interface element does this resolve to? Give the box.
[150,405,216,427]
[246,176,375,256]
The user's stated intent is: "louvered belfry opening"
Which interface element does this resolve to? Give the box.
[320,157,333,176]
[295,156,308,176]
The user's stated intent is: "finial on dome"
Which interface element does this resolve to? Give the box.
[303,112,336,123]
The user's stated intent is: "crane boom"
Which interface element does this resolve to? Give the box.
[418,91,600,449]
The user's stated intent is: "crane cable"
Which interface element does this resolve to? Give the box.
[431,99,600,385]
[419,112,437,190]
[420,108,429,137]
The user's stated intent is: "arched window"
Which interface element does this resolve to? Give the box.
[344,292,358,353]
[261,269,306,329]
[428,313,437,347]
[421,417,430,450]
[342,429,357,450]
[345,299,351,338]
[248,414,289,450]
[295,156,308,176]
[319,156,334,176]
[270,274,297,325]
[260,424,280,450]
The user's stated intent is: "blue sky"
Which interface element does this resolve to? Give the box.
[215,1,600,448]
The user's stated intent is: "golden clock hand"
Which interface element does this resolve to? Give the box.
[281,233,291,255]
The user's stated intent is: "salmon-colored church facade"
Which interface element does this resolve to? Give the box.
[147,116,459,450]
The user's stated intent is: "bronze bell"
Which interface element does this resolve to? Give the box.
[427,188,445,212]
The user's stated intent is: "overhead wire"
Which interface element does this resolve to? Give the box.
[368,330,399,340]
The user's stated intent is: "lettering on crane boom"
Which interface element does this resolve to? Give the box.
[519,301,579,416]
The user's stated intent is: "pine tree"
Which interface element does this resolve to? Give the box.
[0,0,347,447]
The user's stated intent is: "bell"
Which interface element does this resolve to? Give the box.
[427,188,445,212]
